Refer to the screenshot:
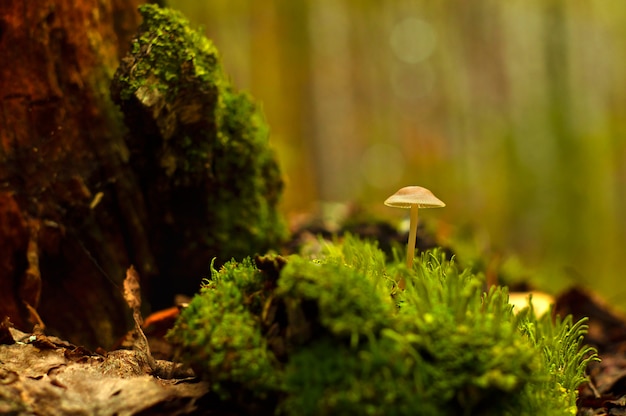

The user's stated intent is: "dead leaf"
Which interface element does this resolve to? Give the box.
[123,265,142,313]
[123,266,156,373]
[0,327,208,415]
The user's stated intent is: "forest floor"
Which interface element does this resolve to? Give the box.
[1,221,624,415]
[1,286,623,415]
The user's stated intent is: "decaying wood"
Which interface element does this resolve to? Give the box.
[0,0,148,348]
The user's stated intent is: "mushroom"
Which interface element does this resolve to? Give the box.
[384,186,445,269]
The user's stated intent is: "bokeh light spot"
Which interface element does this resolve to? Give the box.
[389,17,437,64]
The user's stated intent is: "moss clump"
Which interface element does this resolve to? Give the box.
[172,258,280,399]
[110,5,286,297]
[168,236,597,415]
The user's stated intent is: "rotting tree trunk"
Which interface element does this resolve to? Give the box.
[0,0,147,348]
[0,1,287,350]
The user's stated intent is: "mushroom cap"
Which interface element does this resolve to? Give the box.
[384,186,446,209]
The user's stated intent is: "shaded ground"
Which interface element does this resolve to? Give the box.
[559,289,626,416]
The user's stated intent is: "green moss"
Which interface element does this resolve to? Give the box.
[169,258,280,398]
[116,5,222,103]
[110,4,286,269]
[168,236,596,415]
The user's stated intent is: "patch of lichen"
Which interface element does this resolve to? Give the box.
[168,235,597,415]
[110,4,286,274]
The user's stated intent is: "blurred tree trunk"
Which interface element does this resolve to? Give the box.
[0,0,147,348]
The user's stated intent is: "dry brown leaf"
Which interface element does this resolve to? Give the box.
[122,266,156,372]
[0,328,208,415]
[123,265,142,312]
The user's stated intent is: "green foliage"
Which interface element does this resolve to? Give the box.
[168,235,597,415]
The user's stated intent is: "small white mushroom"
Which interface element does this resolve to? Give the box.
[384,186,445,269]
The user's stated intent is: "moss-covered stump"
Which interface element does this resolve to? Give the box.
[111,5,286,307]
[168,236,597,415]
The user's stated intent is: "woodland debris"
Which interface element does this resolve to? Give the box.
[0,327,208,416]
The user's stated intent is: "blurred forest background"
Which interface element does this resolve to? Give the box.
[169,1,626,304]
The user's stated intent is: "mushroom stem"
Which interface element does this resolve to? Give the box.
[406,204,419,269]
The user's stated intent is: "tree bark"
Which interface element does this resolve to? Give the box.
[0,0,145,348]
